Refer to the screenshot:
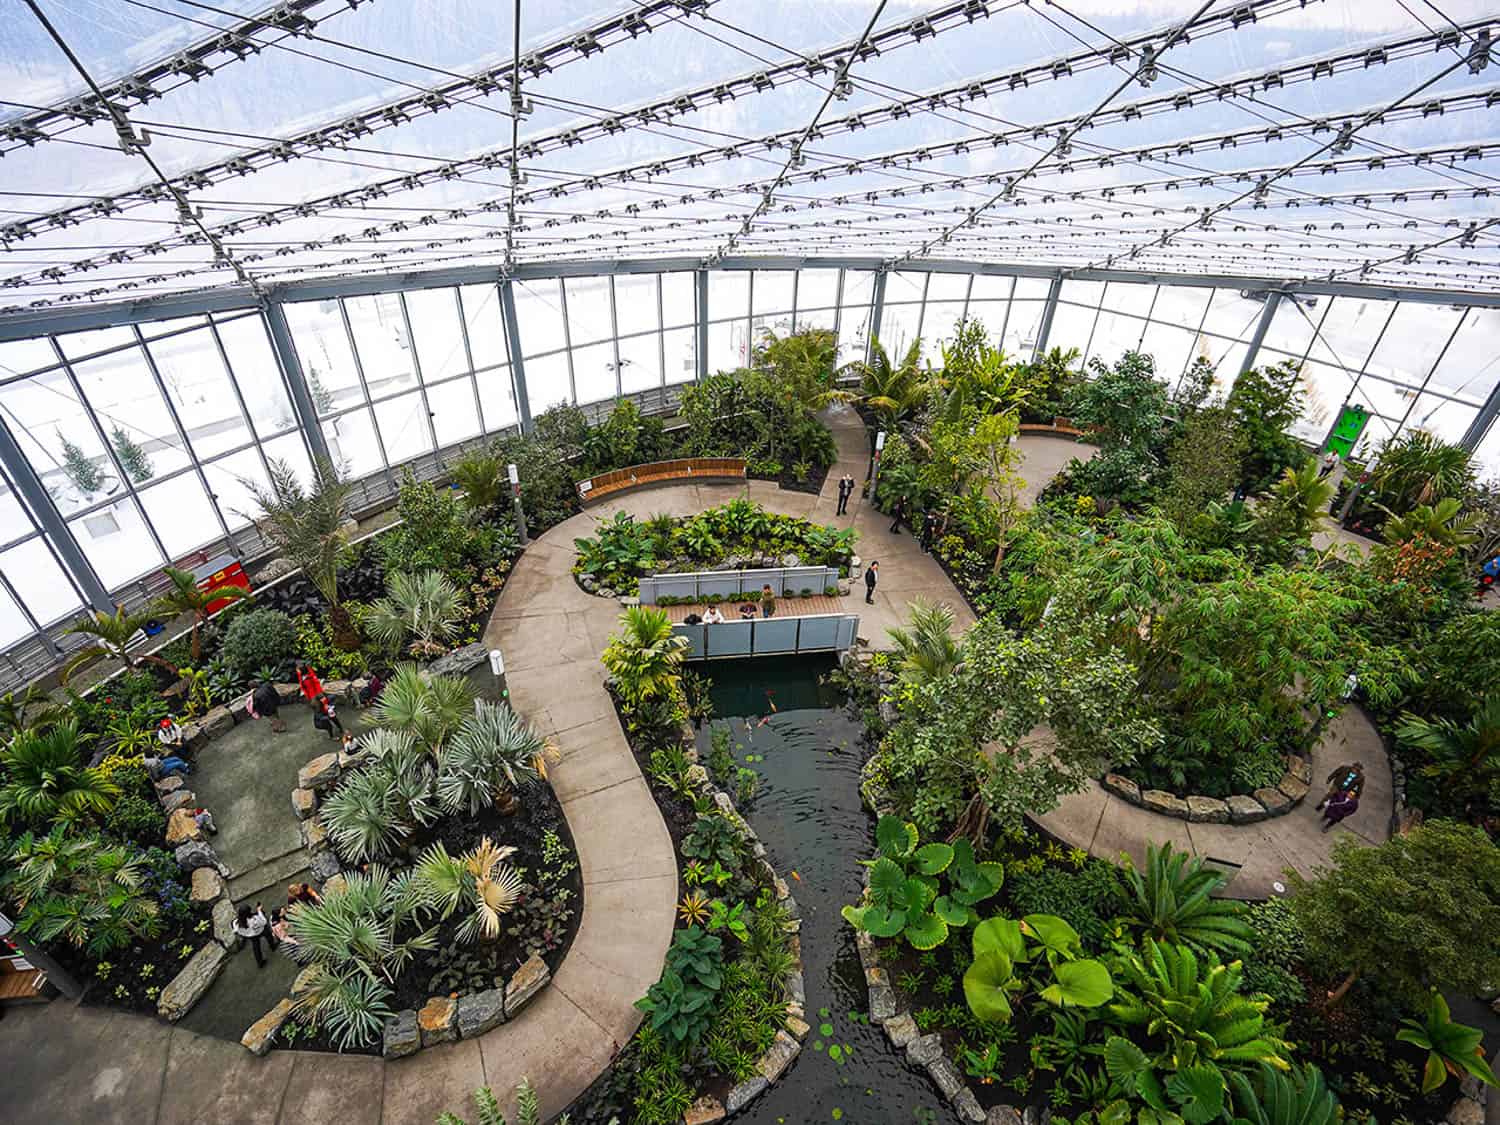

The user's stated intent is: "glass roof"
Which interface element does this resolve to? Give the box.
[2,0,1499,310]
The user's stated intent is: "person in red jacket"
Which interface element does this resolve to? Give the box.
[295,663,323,704]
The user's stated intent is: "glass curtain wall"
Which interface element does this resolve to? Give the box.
[3,263,1500,664]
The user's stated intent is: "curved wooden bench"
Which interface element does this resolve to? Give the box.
[1018,418,1088,438]
[576,458,746,504]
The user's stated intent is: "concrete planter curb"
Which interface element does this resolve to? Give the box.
[1099,753,1313,823]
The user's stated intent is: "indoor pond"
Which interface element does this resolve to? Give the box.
[695,655,960,1125]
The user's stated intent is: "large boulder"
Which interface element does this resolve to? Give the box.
[683,1095,726,1125]
[869,982,897,1022]
[212,898,238,948]
[165,808,201,845]
[190,867,223,903]
[382,1010,420,1059]
[725,1078,768,1114]
[300,816,328,851]
[1186,796,1230,824]
[883,1012,918,1048]
[174,840,223,873]
[1101,773,1141,804]
[309,850,341,884]
[291,788,316,820]
[927,1054,966,1099]
[1287,754,1312,785]
[1253,786,1293,816]
[158,943,228,1021]
[455,989,506,1039]
[199,706,235,740]
[297,753,340,791]
[154,776,185,795]
[756,1030,800,1083]
[504,953,550,1016]
[161,790,196,814]
[1226,794,1269,824]
[428,641,490,678]
[1141,789,1190,819]
[241,998,294,1056]
[1277,773,1310,804]
[906,1033,943,1067]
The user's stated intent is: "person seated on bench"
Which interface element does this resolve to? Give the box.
[702,606,725,624]
[683,612,703,625]
[738,602,757,619]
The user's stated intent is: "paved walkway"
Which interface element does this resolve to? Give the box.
[1033,705,1393,898]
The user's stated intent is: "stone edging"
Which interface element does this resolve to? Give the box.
[1098,755,1313,825]
[663,727,809,1125]
[1445,1072,1492,1125]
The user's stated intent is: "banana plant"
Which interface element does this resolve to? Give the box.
[962,914,1114,1024]
[1396,989,1499,1094]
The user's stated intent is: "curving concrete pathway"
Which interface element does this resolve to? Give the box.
[1032,705,1392,899]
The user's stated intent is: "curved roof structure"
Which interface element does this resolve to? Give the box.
[2,0,1499,310]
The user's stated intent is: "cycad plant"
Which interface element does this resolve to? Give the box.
[1224,1063,1340,1125]
[886,598,961,687]
[844,336,929,424]
[242,455,359,649]
[372,664,474,754]
[452,452,505,513]
[0,721,120,827]
[0,825,159,954]
[601,607,689,710]
[1395,694,1500,803]
[62,605,179,683]
[152,565,248,662]
[1113,843,1253,957]
[366,569,466,657]
[1382,496,1480,548]
[437,1079,565,1125]
[415,837,525,943]
[438,700,555,815]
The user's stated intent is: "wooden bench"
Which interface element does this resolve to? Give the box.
[1019,418,1090,438]
[577,458,746,505]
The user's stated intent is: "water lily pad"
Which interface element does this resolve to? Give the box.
[832,1110,843,1120]
[812,1040,824,1051]
[819,1021,834,1037]
[819,1006,831,1018]
[829,1044,843,1063]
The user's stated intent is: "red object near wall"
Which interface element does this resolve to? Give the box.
[193,553,252,614]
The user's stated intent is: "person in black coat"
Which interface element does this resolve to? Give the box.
[864,561,879,604]
[888,498,904,534]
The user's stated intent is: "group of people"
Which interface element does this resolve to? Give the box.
[244,663,385,741]
[1316,761,1365,832]
[687,584,782,626]
[231,882,324,968]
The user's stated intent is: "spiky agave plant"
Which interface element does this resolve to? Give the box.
[289,963,396,1050]
[414,837,524,944]
[437,701,557,815]
[319,730,439,863]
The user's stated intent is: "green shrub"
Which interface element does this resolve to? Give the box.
[104,793,164,844]
[221,608,298,677]
[293,615,368,680]
[1008,860,1121,946]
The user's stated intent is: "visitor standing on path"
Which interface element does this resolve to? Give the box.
[760,583,776,618]
[248,679,285,733]
[888,497,904,534]
[921,510,939,553]
[232,903,279,968]
[1315,762,1365,810]
[864,561,879,604]
[836,473,854,515]
[295,663,323,704]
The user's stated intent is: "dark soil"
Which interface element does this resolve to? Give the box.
[748,461,832,496]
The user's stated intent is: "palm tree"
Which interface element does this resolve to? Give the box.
[242,455,359,649]
[371,664,474,755]
[415,836,525,944]
[752,326,849,411]
[842,336,929,424]
[1382,496,1480,548]
[1395,694,1500,801]
[451,453,505,513]
[366,569,465,657]
[0,685,66,739]
[152,565,248,662]
[1114,842,1254,957]
[62,605,178,684]
[601,606,689,709]
[886,599,961,686]
[1369,430,1476,512]
[0,721,120,827]
[1252,458,1334,560]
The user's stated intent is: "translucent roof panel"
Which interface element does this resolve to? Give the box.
[2,0,1499,312]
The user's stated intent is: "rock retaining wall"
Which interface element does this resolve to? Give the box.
[1099,753,1313,823]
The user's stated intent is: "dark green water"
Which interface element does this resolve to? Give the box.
[696,655,959,1125]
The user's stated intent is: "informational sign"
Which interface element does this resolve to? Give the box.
[1323,403,1371,459]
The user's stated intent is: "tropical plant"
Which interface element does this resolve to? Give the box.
[415,837,525,944]
[437,701,553,815]
[845,336,929,422]
[961,914,1114,1024]
[291,963,395,1050]
[635,926,725,1045]
[1252,459,1334,563]
[436,1079,564,1125]
[1396,989,1500,1094]
[366,569,466,657]
[1225,358,1306,493]
[680,813,742,870]
[371,664,474,754]
[1395,694,1500,803]
[601,607,688,710]
[152,565,248,662]
[320,731,440,862]
[1104,941,1291,1122]
[752,326,845,408]
[220,607,297,678]
[0,721,120,826]
[1286,819,1500,1005]
[1224,1063,1341,1125]
[0,825,160,954]
[886,599,961,687]
[380,466,507,578]
[1366,429,1476,516]
[1382,496,1480,548]
[242,455,359,648]
[452,452,506,513]
[62,605,178,683]
[1114,843,1253,957]
[285,863,438,985]
[0,685,66,739]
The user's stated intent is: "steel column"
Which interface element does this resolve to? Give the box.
[1462,371,1500,451]
[499,279,533,433]
[0,416,112,613]
[868,269,888,365]
[261,299,333,465]
[1032,276,1063,360]
[1235,290,1282,383]
[694,268,709,380]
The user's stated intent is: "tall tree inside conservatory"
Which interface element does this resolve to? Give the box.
[109,425,153,483]
[243,456,359,649]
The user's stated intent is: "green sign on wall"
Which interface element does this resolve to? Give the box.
[1324,404,1370,459]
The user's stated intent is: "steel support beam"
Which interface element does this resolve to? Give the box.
[261,299,333,466]
[1462,375,1500,452]
[868,269,888,366]
[1032,277,1063,361]
[499,280,533,433]
[1236,290,1282,383]
[694,268,709,381]
[0,417,112,613]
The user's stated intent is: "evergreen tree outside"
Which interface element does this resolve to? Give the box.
[110,425,154,483]
[307,363,335,414]
[57,432,103,494]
